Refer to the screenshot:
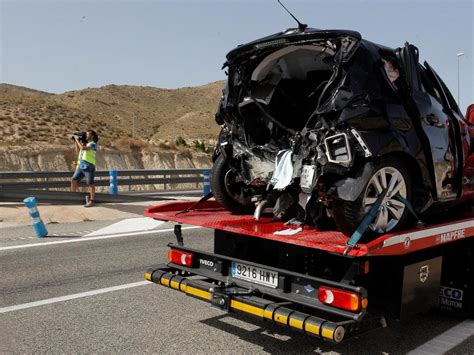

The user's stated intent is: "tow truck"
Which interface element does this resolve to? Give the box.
[144,200,473,343]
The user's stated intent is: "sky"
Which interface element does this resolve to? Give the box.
[1,0,473,113]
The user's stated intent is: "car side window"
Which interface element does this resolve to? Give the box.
[433,72,462,116]
[419,66,443,104]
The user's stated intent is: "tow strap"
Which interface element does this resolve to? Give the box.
[343,188,419,255]
[175,191,214,216]
[344,188,388,255]
[393,193,418,220]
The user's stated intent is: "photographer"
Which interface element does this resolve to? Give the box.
[70,129,98,207]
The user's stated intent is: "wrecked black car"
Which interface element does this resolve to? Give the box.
[211,27,474,237]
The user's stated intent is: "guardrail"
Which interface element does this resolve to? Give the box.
[0,169,210,192]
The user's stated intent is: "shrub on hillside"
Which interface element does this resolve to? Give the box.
[112,137,148,150]
[175,136,187,146]
[192,140,207,152]
[193,140,214,153]
[157,141,177,150]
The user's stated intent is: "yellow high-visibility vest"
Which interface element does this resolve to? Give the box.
[76,142,97,167]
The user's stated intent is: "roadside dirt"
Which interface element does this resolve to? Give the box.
[0,198,197,228]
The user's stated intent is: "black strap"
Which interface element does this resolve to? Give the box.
[175,192,214,216]
[344,187,389,256]
[393,193,418,220]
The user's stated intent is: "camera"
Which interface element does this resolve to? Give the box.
[71,131,87,144]
[71,130,99,144]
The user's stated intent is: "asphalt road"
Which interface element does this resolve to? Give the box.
[1,220,473,354]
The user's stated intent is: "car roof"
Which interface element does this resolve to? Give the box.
[226,27,395,61]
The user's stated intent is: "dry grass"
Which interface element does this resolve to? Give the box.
[111,137,149,150]
[0,81,224,146]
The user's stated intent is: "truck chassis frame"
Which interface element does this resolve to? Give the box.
[145,201,474,342]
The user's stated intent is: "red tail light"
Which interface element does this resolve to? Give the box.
[318,286,365,312]
[167,249,194,267]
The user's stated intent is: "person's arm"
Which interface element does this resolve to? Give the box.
[73,136,84,150]
[74,137,93,150]
[82,142,97,151]
[73,138,80,154]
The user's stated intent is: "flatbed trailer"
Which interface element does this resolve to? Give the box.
[144,201,474,342]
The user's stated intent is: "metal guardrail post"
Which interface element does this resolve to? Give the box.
[109,170,118,195]
[203,170,211,196]
[23,197,48,238]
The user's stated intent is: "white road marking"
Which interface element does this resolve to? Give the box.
[0,281,151,314]
[85,217,165,237]
[407,320,474,354]
[0,225,202,251]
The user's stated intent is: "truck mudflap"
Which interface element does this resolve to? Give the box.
[145,245,385,342]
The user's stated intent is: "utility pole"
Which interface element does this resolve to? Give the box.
[457,52,464,108]
[132,115,136,138]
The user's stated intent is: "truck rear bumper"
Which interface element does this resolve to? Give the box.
[145,267,384,342]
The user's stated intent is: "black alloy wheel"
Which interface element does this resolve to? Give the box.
[210,155,254,215]
[332,157,413,238]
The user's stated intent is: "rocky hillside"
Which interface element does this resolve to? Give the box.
[0,81,224,148]
[0,146,211,173]
[0,145,211,193]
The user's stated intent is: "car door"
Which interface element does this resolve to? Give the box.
[396,42,458,201]
[422,62,466,197]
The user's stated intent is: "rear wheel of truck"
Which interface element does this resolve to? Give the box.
[211,155,254,215]
[333,158,413,237]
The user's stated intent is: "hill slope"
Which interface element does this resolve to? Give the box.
[0,81,224,147]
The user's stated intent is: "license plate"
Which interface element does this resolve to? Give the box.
[231,261,278,288]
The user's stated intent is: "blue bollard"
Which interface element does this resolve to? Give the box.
[109,170,118,195]
[23,197,48,238]
[203,170,211,196]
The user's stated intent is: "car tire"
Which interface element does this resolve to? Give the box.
[332,157,413,237]
[210,155,254,215]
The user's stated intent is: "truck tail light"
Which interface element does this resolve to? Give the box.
[318,286,365,312]
[167,249,194,267]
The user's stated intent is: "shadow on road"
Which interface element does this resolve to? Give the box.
[200,310,465,353]
[99,203,150,215]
